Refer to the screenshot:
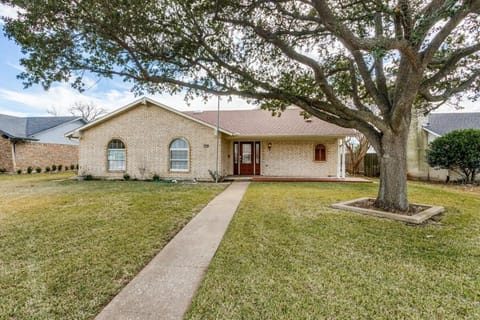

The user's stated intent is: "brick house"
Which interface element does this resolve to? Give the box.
[407,111,480,181]
[67,97,354,180]
[0,114,86,172]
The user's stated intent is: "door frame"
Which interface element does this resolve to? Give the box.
[233,141,261,175]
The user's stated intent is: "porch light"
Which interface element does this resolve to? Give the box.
[268,142,272,150]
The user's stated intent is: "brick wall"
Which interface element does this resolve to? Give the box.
[78,102,343,179]
[220,138,339,177]
[79,102,220,180]
[0,136,14,171]
[14,141,79,171]
[260,139,339,177]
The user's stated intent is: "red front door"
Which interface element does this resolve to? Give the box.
[234,142,261,175]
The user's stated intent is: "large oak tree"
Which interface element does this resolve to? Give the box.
[2,0,480,211]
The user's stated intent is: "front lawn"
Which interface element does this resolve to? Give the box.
[187,181,480,319]
[0,173,225,319]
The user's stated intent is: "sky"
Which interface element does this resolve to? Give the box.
[0,4,253,117]
[0,4,478,118]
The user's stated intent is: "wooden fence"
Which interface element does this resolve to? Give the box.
[346,153,380,177]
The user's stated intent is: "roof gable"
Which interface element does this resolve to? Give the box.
[424,112,480,136]
[67,97,233,137]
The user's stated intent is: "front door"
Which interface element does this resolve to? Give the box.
[234,141,261,175]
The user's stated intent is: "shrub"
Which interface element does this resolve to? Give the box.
[70,164,75,170]
[27,166,33,174]
[208,169,227,182]
[427,129,480,184]
[35,167,42,173]
[58,164,63,171]
[45,166,51,173]
[0,168,7,173]
[17,169,22,174]
[84,174,93,181]
[75,164,79,170]
[123,173,130,181]
[152,173,160,181]
[52,164,57,171]
[65,165,69,171]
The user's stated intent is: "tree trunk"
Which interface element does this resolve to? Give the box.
[376,129,409,212]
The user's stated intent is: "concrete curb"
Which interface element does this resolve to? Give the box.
[332,197,444,224]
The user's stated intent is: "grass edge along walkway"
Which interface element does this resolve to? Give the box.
[95,182,250,320]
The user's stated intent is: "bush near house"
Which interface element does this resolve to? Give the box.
[35,167,42,173]
[427,129,480,184]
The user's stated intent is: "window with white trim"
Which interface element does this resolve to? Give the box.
[170,138,189,171]
[107,139,126,171]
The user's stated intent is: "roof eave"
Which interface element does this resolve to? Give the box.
[422,126,442,137]
[229,133,353,139]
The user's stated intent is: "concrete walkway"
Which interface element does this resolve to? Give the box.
[96,182,250,320]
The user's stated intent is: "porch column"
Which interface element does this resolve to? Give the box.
[341,138,346,178]
[336,139,341,178]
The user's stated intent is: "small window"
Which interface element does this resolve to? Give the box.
[315,144,326,161]
[170,138,189,171]
[107,139,126,171]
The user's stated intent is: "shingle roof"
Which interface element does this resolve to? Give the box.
[424,112,480,136]
[0,114,28,139]
[184,108,355,137]
[0,114,82,140]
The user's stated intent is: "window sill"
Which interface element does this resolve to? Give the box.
[170,169,189,173]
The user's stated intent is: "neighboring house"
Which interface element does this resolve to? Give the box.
[407,111,480,181]
[0,114,86,172]
[67,97,354,180]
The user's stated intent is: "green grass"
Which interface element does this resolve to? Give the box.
[187,181,480,319]
[0,173,225,319]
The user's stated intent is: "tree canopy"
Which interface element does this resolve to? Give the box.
[2,0,480,211]
[427,129,480,183]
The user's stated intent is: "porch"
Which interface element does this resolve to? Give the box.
[224,176,372,183]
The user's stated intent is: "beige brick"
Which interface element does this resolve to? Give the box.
[79,103,220,180]
[79,102,343,180]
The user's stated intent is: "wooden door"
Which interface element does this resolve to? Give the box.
[233,142,261,175]
[239,142,254,175]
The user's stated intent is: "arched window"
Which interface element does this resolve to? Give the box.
[170,138,189,171]
[107,139,126,171]
[315,144,326,161]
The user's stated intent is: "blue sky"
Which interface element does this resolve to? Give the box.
[0,5,251,117]
[0,4,478,117]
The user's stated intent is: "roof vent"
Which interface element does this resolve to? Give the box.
[193,110,203,114]
[305,118,312,123]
